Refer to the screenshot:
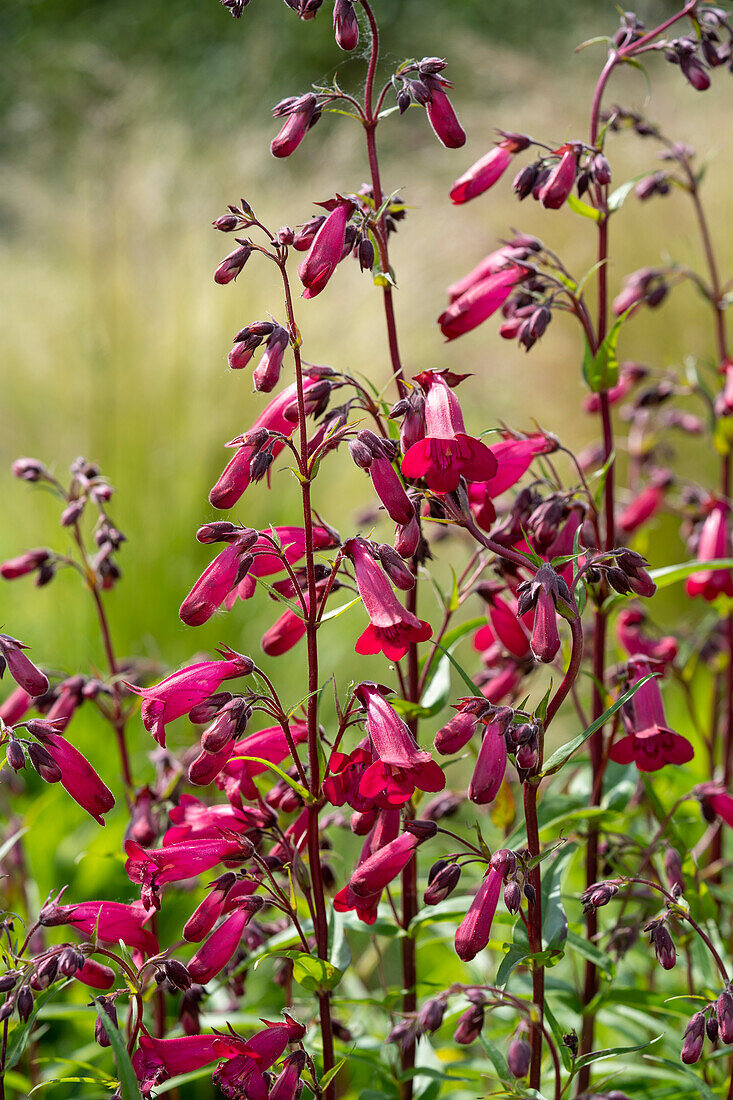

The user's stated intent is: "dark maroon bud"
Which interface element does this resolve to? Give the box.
[424,861,461,905]
[409,79,431,106]
[702,36,724,67]
[333,0,359,50]
[12,457,47,482]
[717,988,733,1043]
[378,544,415,591]
[681,1011,706,1064]
[513,163,539,199]
[58,947,83,977]
[358,237,375,271]
[17,987,34,1021]
[197,521,249,544]
[531,166,551,200]
[35,562,56,587]
[164,959,192,991]
[454,1003,484,1045]
[515,743,537,770]
[27,742,62,783]
[490,848,517,877]
[523,883,536,906]
[706,1014,719,1042]
[249,450,274,484]
[405,819,437,840]
[214,241,252,285]
[606,567,633,595]
[6,740,25,772]
[35,955,58,989]
[348,439,374,469]
[292,215,326,251]
[646,282,668,308]
[592,153,612,185]
[419,57,447,75]
[503,880,522,914]
[213,214,241,232]
[664,848,685,894]
[0,973,18,993]
[679,52,711,90]
[581,879,621,913]
[417,997,446,1035]
[576,169,590,198]
[648,922,676,970]
[95,997,118,1047]
[0,999,15,1022]
[60,499,86,527]
[201,698,250,753]
[528,306,551,340]
[507,1037,531,1078]
[397,88,412,114]
[387,1019,415,1052]
[422,792,462,820]
[188,692,234,724]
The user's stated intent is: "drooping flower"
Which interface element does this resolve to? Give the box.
[166,794,269,843]
[253,325,290,393]
[27,721,114,825]
[618,471,671,535]
[455,863,504,961]
[270,93,320,158]
[423,77,466,148]
[0,635,48,698]
[355,681,445,804]
[401,371,497,492]
[212,1016,306,1100]
[180,534,257,626]
[333,0,358,50]
[133,1031,243,1097]
[125,833,247,891]
[450,133,530,204]
[538,145,578,209]
[686,499,733,601]
[608,659,694,772]
[348,830,420,896]
[41,899,158,957]
[187,898,262,984]
[438,266,525,341]
[468,714,510,805]
[298,199,354,298]
[343,538,431,660]
[334,809,401,924]
[128,649,254,747]
[209,373,331,509]
[225,525,337,606]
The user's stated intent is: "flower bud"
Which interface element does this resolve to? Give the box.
[417,997,445,1035]
[12,457,46,482]
[333,0,358,50]
[507,1037,531,1077]
[27,742,62,783]
[706,1014,719,1043]
[214,242,252,285]
[424,861,461,905]
[95,997,118,1047]
[503,880,522,914]
[648,922,676,970]
[454,1003,484,1044]
[17,987,34,1021]
[34,955,59,990]
[664,848,685,895]
[164,959,192,991]
[58,947,84,977]
[681,1011,705,1064]
[717,988,733,1043]
[6,741,25,771]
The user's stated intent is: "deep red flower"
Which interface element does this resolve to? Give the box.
[298,199,354,299]
[438,266,524,341]
[401,371,497,492]
[609,660,693,772]
[343,538,432,660]
[686,499,733,601]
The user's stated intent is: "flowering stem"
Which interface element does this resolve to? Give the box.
[277,257,335,1095]
[523,778,545,1089]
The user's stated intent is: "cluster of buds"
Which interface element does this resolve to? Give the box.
[613,266,670,317]
[392,58,466,148]
[644,916,677,971]
[581,879,623,914]
[682,986,733,1064]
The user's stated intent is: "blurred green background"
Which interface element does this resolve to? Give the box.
[1,1,733,1095]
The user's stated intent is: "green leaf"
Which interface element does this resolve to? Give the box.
[319,596,362,623]
[327,905,351,973]
[478,1035,511,1084]
[0,825,28,864]
[268,950,343,992]
[567,193,602,222]
[543,1001,573,1072]
[95,1002,142,1100]
[542,843,575,950]
[429,641,482,697]
[231,756,310,802]
[643,1055,718,1100]
[495,942,531,987]
[572,1034,661,1071]
[649,558,733,588]
[565,929,615,979]
[540,674,654,776]
[5,985,61,1070]
[320,1053,351,1090]
[607,177,644,213]
[582,311,627,393]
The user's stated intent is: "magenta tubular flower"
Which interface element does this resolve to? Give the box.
[30,726,114,824]
[455,865,503,961]
[529,587,561,663]
[0,685,34,724]
[616,608,678,665]
[446,247,523,302]
[0,547,51,580]
[618,478,669,535]
[209,374,327,509]
[438,265,524,341]
[166,794,268,843]
[133,1031,244,1097]
[227,525,335,605]
[334,811,400,923]
[539,146,577,209]
[253,326,289,393]
[322,745,372,809]
[686,500,733,601]
[348,831,420,897]
[261,600,309,657]
[450,143,514,204]
[212,1016,306,1100]
[45,900,158,957]
[368,454,414,525]
[45,675,85,730]
[74,958,115,990]
[434,711,478,755]
[425,85,466,149]
[125,833,245,888]
[188,736,238,786]
[128,649,253,747]
[187,900,260,983]
[0,635,48,698]
[401,371,497,492]
[270,1051,307,1100]
[468,720,508,805]
[696,783,733,827]
[218,720,308,802]
[609,661,694,772]
[355,681,445,804]
[298,199,354,299]
[344,539,432,660]
[183,873,237,942]
[271,93,319,158]
[180,538,254,626]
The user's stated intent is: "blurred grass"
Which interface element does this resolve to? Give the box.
[1,5,733,1094]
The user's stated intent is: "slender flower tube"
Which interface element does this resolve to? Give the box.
[344,538,432,660]
[298,199,354,298]
[355,681,445,804]
[401,371,497,492]
[128,649,254,747]
[124,834,246,888]
[187,899,262,984]
[616,608,677,665]
[29,723,114,824]
[74,959,115,990]
[468,717,509,804]
[0,635,48,697]
[538,145,578,209]
[348,831,420,897]
[270,93,319,158]
[41,900,158,957]
[425,83,466,148]
[209,373,329,509]
[226,525,337,605]
[183,874,237,942]
[450,134,529,203]
[438,265,524,341]
[685,499,733,601]
[253,326,290,393]
[609,660,694,772]
[180,537,256,626]
[133,1031,245,1097]
[454,864,504,961]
